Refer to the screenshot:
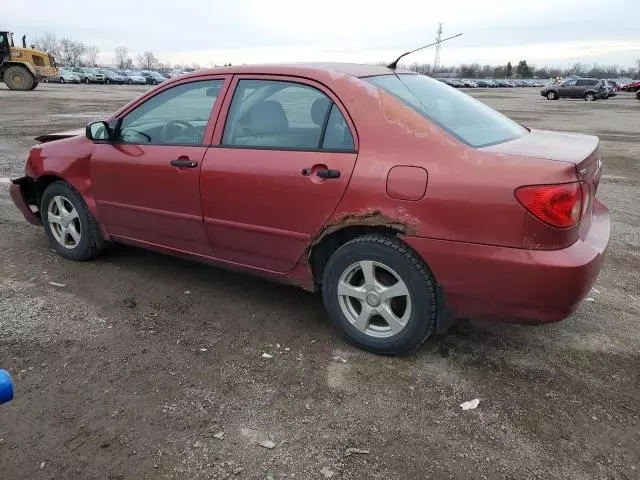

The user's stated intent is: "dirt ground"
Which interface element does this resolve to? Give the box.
[0,84,639,480]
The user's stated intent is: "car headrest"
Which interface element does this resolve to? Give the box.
[311,97,331,126]
[250,101,288,135]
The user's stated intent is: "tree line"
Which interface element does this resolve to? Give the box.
[31,33,204,71]
[404,59,640,79]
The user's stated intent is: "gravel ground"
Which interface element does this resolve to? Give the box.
[0,84,639,480]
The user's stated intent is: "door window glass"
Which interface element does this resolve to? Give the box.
[223,79,349,150]
[562,79,577,86]
[117,80,223,145]
[322,104,355,150]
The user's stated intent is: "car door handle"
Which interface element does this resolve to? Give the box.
[316,169,340,179]
[170,159,198,168]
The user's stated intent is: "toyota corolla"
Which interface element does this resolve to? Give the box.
[10,63,610,355]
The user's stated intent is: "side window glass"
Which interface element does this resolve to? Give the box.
[223,80,332,150]
[322,104,355,151]
[118,80,223,145]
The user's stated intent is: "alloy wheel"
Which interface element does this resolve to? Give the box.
[47,195,81,249]
[337,260,412,338]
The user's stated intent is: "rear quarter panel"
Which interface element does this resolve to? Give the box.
[320,77,576,248]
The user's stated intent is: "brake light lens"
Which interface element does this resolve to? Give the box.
[515,182,587,228]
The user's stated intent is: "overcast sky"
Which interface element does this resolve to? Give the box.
[6,0,640,68]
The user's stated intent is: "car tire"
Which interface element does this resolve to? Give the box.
[60,78,65,84]
[41,181,104,261]
[105,79,111,85]
[128,79,133,85]
[152,79,158,85]
[321,234,437,355]
[584,92,596,101]
[84,78,90,84]
[546,91,558,100]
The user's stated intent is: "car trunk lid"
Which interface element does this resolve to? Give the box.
[483,129,603,243]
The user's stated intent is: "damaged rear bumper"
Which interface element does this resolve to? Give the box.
[10,177,41,226]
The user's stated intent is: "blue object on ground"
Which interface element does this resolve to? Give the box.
[0,369,13,404]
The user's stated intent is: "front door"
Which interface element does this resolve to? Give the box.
[200,76,359,272]
[558,79,577,98]
[91,77,228,256]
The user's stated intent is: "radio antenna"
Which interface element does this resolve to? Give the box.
[387,33,462,70]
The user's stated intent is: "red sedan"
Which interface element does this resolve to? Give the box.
[10,63,610,355]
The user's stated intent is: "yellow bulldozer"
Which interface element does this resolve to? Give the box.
[0,31,58,90]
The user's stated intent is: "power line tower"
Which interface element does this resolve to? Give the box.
[433,23,443,73]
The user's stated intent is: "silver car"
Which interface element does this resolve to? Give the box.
[70,67,106,84]
[45,68,81,84]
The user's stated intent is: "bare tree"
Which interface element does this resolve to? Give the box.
[32,32,60,58]
[137,51,158,70]
[114,46,129,69]
[58,38,87,66]
[85,45,100,66]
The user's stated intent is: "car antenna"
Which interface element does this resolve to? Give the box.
[387,33,463,70]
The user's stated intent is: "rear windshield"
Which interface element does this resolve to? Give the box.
[365,74,526,148]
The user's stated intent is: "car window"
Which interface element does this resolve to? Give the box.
[562,79,577,86]
[322,104,355,150]
[366,74,525,148]
[222,79,353,151]
[117,80,223,146]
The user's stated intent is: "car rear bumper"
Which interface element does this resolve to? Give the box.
[405,200,610,324]
[10,178,41,226]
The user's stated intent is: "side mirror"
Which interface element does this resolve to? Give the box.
[86,121,111,142]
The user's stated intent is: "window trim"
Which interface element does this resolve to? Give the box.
[106,75,232,147]
[212,74,358,153]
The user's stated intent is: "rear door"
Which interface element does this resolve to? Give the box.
[200,76,359,272]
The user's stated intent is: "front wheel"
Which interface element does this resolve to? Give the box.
[322,235,437,355]
[105,79,111,85]
[60,78,65,84]
[128,79,133,85]
[84,77,90,84]
[546,91,558,100]
[585,92,597,101]
[152,79,158,85]
[41,181,104,261]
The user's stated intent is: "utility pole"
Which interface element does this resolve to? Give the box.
[433,23,443,74]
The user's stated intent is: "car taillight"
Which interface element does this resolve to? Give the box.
[515,182,587,229]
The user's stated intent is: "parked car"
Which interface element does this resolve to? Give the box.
[605,81,617,98]
[140,70,166,85]
[475,80,491,87]
[9,63,609,355]
[99,69,125,85]
[70,67,105,84]
[117,70,147,85]
[541,78,608,101]
[44,68,81,84]
[620,80,640,92]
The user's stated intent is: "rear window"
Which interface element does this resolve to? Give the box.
[366,74,526,148]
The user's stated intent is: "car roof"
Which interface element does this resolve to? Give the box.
[180,62,403,80]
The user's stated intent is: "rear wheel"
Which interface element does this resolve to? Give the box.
[84,77,90,84]
[60,78,65,84]
[41,181,104,261]
[546,90,558,100]
[585,92,597,101]
[322,235,437,355]
[128,79,133,85]
[152,79,158,85]
[3,65,35,91]
[105,78,111,85]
